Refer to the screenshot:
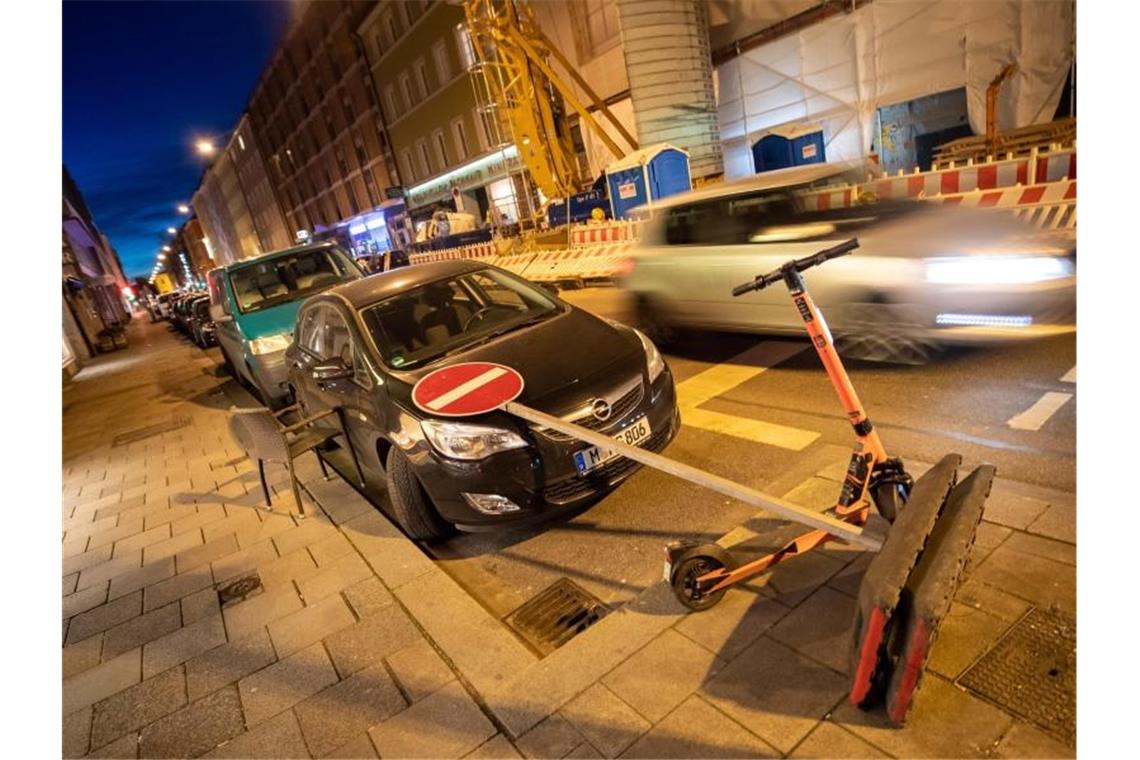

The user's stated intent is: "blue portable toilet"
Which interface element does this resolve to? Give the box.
[605,144,692,219]
[751,123,826,173]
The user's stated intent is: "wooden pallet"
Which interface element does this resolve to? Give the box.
[933,118,1075,168]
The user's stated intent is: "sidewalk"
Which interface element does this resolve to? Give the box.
[62,318,1075,759]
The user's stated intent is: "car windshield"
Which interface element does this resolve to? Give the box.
[361,268,562,369]
[229,247,359,314]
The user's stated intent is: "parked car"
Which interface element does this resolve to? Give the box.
[174,293,208,335]
[619,162,1076,363]
[285,260,679,538]
[207,242,365,408]
[189,297,216,347]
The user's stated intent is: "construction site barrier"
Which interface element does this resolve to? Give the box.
[569,220,644,246]
[407,241,496,265]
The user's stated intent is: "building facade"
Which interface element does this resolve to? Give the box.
[231,113,292,253]
[246,0,398,244]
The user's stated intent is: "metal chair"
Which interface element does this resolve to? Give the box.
[227,404,364,518]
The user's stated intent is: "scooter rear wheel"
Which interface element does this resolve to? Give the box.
[671,554,730,611]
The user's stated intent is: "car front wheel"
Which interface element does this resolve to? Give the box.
[385,447,454,540]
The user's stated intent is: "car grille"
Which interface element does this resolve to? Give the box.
[539,380,645,442]
[542,424,672,504]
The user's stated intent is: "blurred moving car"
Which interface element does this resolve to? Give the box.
[619,162,1075,363]
[207,242,365,408]
[285,260,679,539]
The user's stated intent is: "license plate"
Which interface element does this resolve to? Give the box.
[573,416,652,474]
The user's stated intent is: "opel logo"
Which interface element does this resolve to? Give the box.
[591,398,612,421]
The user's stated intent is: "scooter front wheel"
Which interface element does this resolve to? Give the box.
[669,544,738,611]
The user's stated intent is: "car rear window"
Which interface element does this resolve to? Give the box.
[229,247,361,314]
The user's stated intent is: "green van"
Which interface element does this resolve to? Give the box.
[207,242,365,407]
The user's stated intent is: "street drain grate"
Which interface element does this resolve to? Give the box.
[504,578,608,656]
[111,416,190,447]
[959,607,1076,746]
[216,572,264,607]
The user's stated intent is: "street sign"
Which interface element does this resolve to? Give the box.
[412,362,525,417]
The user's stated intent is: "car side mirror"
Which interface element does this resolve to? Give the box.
[209,304,231,323]
[312,359,353,382]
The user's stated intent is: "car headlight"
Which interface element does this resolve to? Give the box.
[249,333,292,355]
[420,419,528,460]
[633,328,666,382]
[925,256,1074,285]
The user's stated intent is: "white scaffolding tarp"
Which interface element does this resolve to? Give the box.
[716,0,1075,178]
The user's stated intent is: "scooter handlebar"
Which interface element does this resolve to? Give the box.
[732,238,860,297]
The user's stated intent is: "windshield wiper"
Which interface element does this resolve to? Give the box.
[439,314,550,358]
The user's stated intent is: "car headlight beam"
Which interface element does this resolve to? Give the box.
[925,256,1073,285]
[420,419,527,460]
[249,333,292,355]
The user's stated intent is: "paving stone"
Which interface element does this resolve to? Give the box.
[112,524,171,558]
[63,632,105,679]
[832,675,1013,758]
[87,732,139,758]
[465,734,522,759]
[183,585,222,623]
[368,679,495,759]
[204,709,311,758]
[138,685,246,758]
[78,551,143,592]
[108,556,176,601]
[760,549,848,608]
[67,591,143,645]
[956,577,1034,622]
[102,602,182,660]
[186,627,278,701]
[992,720,1075,758]
[769,586,854,674]
[789,721,888,758]
[298,552,373,604]
[824,552,871,598]
[235,513,298,550]
[202,510,263,545]
[143,613,227,678]
[700,636,849,753]
[386,639,455,702]
[63,536,89,560]
[1026,503,1076,544]
[87,519,144,552]
[223,584,304,643]
[143,528,204,564]
[342,576,395,619]
[984,491,1049,530]
[273,518,339,557]
[64,544,113,577]
[971,544,1076,614]
[564,742,603,759]
[65,513,118,543]
[212,539,278,584]
[170,502,227,536]
[144,503,197,531]
[928,602,1013,680]
[1002,531,1076,566]
[143,563,214,612]
[603,629,723,724]
[560,683,650,758]
[269,593,356,657]
[674,585,790,660]
[623,695,778,758]
[239,641,339,726]
[515,713,585,759]
[64,584,110,620]
[324,605,421,678]
[307,532,356,567]
[295,661,407,756]
[63,705,92,758]
[90,665,187,749]
[258,547,320,589]
[175,532,239,574]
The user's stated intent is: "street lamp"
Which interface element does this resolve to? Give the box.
[177,204,190,214]
[166,227,177,235]
[162,245,171,252]
[158,253,167,261]
[195,139,216,157]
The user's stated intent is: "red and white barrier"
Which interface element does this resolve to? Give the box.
[408,241,496,266]
[570,220,644,246]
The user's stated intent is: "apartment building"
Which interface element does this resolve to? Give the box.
[230,114,292,253]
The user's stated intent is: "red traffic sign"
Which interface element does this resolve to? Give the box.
[412,362,525,417]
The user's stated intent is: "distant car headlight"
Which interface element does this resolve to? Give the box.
[633,328,666,382]
[249,333,292,355]
[420,419,528,460]
[925,256,1074,285]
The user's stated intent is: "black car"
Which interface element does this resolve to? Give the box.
[285,260,679,538]
[189,297,216,347]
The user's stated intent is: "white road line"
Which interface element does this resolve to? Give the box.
[1060,366,1076,383]
[425,367,507,410]
[1007,391,1073,431]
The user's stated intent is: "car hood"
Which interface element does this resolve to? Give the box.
[386,306,645,419]
[236,299,306,341]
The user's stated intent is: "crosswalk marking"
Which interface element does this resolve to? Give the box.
[1060,366,1076,383]
[1007,392,1073,431]
[676,341,819,450]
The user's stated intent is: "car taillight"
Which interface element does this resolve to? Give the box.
[613,257,636,279]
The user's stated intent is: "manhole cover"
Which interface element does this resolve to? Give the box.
[111,416,191,447]
[505,578,609,656]
[216,572,264,607]
[959,607,1076,746]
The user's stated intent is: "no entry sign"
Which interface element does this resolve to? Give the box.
[412,362,525,417]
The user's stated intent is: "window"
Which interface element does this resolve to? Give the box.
[570,0,622,61]
[400,148,416,182]
[237,134,246,151]
[383,85,399,119]
[432,129,448,168]
[335,147,349,175]
[342,93,355,124]
[476,108,499,150]
[661,193,799,246]
[451,117,469,161]
[416,139,432,176]
[354,134,368,168]
[298,306,324,352]
[432,40,451,84]
[228,248,359,314]
[414,57,430,99]
[455,24,476,70]
[400,72,415,109]
[384,11,400,47]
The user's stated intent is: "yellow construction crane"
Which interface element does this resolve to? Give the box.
[464,0,638,206]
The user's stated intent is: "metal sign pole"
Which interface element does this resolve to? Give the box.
[503,401,882,550]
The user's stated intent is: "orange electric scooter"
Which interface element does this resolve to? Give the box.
[666,238,914,611]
